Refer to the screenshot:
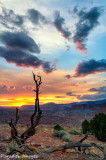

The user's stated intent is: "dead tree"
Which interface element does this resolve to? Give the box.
[0,72,42,154]
[44,135,106,160]
[20,72,42,144]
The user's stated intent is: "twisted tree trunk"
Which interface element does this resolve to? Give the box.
[0,72,42,154]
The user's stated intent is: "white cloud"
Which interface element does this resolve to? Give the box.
[31,25,66,54]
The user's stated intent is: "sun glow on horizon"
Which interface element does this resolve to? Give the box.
[0,94,81,107]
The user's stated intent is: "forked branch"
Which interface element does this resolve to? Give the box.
[0,73,42,148]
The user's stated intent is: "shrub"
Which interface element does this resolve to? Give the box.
[20,154,27,160]
[53,129,72,142]
[6,141,15,153]
[61,134,72,142]
[90,113,106,141]
[42,149,51,155]
[53,124,64,131]
[53,130,66,138]
[69,129,80,135]
[82,120,90,134]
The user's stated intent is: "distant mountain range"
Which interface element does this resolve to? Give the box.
[0,99,105,126]
[71,99,106,105]
[0,98,106,110]
[19,98,106,110]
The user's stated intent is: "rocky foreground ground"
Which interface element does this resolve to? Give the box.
[0,124,105,160]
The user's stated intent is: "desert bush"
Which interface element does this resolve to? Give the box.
[28,146,37,152]
[82,120,90,134]
[42,149,51,155]
[61,134,72,142]
[53,129,72,142]
[53,130,66,138]
[90,113,106,141]
[6,141,16,153]
[20,154,27,160]
[53,124,64,131]
[69,129,80,135]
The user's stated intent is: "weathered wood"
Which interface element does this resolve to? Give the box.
[31,73,42,126]
[72,147,96,160]
[9,119,18,139]
[45,143,94,153]
[31,99,37,126]
[44,137,106,160]
[78,134,88,143]
[77,134,88,151]
[0,138,11,143]
[0,73,42,155]
[21,110,42,144]
[9,108,19,140]
[20,73,42,143]
[15,108,19,125]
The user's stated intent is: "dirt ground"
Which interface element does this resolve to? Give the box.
[0,124,106,160]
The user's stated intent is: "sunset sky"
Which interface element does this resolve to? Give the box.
[0,0,106,107]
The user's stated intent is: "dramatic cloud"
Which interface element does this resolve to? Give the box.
[55,96,66,98]
[0,7,49,31]
[73,59,106,77]
[77,93,106,101]
[0,47,55,73]
[10,86,16,90]
[54,11,71,39]
[0,7,24,29]
[27,9,47,25]
[77,85,106,101]
[0,85,8,91]
[0,31,40,53]
[0,31,55,73]
[0,85,15,93]
[23,85,34,90]
[65,74,71,79]
[89,86,106,94]
[66,92,75,96]
[73,6,103,54]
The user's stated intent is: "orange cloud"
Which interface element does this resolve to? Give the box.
[0,69,105,107]
[75,41,87,55]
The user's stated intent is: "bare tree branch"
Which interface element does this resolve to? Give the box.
[78,134,88,143]
[15,108,19,125]
[9,118,18,139]
[31,72,42,126]
[43,135,105,160]
[21,72,42,143]
[31,99,37,126]
[0,138,11,143]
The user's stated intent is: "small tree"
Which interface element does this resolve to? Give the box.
[82,120,90,134]
[54,124,64,131]
[90,113,106,141]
